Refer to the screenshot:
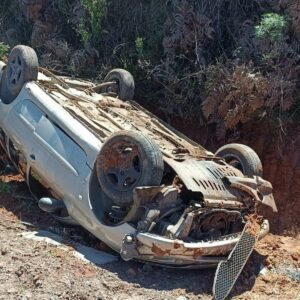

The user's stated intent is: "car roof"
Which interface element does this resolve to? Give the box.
[37,71,211,163]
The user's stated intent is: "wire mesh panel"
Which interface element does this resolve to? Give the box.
[213,221,260,300]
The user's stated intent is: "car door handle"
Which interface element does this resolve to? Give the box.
[30,154,36,161]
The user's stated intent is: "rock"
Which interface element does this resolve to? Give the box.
[1,248,7,255]
[33,275,42,287]
[34,280,42,287]
[259,264,269,276]
[261,276,270,283]
[15,270,23,278]
[291,252,299,261]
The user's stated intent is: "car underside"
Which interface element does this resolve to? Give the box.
[0,45,278,300]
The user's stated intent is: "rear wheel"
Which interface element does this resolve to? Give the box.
[1,45,38,104]
[215,143,263,177]
[103,68,135,100]
[96,130,164,206]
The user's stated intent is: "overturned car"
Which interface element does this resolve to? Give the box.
[0,46,277,299]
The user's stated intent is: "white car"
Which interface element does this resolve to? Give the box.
[0,45,277,300]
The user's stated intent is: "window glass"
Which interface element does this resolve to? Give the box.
[15,100,43,128]
[35,116,86,173]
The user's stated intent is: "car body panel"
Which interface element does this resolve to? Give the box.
[0,65,276,271]
[120,219,269,267]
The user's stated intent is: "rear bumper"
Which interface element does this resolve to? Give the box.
[121,219,269,268]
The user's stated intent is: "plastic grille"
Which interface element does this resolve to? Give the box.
[213,222,259,300]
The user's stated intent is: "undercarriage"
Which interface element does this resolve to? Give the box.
[0,45,278,300]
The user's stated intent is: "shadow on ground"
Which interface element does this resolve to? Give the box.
[0,176,55,227]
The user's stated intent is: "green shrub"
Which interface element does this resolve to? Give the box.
[78,20,92,46]
[79,0,109,45]
[255,13,288,42]
[135,37,144,58]
[0,42,9,59]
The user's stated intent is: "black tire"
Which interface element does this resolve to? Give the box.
[1,45,38,104]
[215,143,263,177]
[103,68,135,100]
[96,130,164,206]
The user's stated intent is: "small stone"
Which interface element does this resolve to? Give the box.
[15,269,23,277]
[261,276,270,283]
[0,248,7,255]
[34,280,42,287]
[259,264,269,276]
[33,275,42,287]
[291,253,299,261]
[176,297,187,300]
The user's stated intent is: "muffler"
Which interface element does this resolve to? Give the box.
[38,197,66,213]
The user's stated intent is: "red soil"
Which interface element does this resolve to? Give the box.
[169,116,300,235]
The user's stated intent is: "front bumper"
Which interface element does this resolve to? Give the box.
[120,219,269,268]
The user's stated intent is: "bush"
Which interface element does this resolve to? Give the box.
[255,13,288,42]
[135,37,144,58]
[79,0,109,45]
[0,42,9,59]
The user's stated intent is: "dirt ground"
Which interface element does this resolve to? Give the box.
[0,177,299,300]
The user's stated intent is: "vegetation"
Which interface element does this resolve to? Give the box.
[0,42,9,59]
[0,0,299,142]
[79,0,109,45]
[255,13,288,42]
[135,37,144,59]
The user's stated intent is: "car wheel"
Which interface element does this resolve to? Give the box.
[215,143,263,177]
[96,130,164,206]
[1,45,38,104]
[103,68,135,100]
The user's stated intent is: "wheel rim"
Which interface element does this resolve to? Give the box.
[191,212,230,239]
[199,213,229,235]
[8,55,23,86]
[222,154,245,174]
[101,140,142,192]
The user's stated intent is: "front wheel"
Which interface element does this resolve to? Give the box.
[215,143,263,177]
[96,130,164,206]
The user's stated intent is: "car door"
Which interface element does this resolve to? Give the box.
[4,99,87,199]
[31,114,88,198]
[2,99,44,175]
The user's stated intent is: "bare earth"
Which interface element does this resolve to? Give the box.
[0,177,299,300]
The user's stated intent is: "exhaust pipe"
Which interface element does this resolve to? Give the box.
[38,197,66,213]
